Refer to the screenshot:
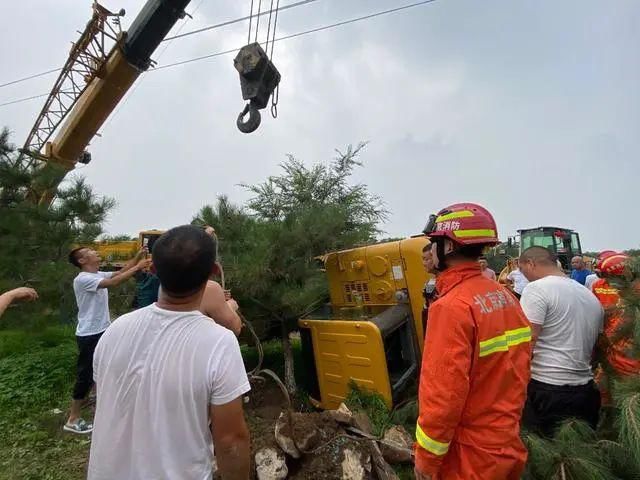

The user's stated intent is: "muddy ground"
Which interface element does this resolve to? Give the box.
[243,378,367,479]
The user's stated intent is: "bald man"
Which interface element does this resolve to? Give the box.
[570,256,591,286]
[518,247,603,436]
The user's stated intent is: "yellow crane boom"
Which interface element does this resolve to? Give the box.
[20,0,193,204]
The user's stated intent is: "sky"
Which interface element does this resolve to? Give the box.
[1,0,638,251]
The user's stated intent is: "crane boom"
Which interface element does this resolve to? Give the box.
[19,3,124,170]
[22,0,192,204]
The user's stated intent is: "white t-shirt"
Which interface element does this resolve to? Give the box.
[73,271,114,336]
[585,273,599,291]
[88,305,250,480]
[506,268,529,295]
[520,275,603,386]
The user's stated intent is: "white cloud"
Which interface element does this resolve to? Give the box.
[1,0,639,251]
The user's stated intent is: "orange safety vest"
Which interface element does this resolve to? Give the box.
[415,263,531,480]
[592,278,640,377]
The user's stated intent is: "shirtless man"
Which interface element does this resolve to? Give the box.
[199,226,242,335]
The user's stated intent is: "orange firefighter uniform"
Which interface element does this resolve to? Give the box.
[415,263,532,479]
[593,278,640,377]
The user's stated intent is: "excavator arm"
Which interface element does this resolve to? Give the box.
[21,0,192,205]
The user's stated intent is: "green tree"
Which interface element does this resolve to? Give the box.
[0,128,115,327]
[483,242,519,279]
[193,144,387,393]
[624,248,640,258]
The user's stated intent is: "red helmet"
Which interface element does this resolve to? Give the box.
[596,251,629,276]
[423,203,499,246]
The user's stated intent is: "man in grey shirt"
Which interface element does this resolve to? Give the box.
[518,246,603,436]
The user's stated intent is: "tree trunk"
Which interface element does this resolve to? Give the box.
[281,324,297,395]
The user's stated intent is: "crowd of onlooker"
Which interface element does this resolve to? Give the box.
[1,215,636,480]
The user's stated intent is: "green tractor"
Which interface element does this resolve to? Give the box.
[517,226,583,271]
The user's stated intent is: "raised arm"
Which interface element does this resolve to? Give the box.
[200,281,242,336]
[98,258,152,289]
[0,287,38,318]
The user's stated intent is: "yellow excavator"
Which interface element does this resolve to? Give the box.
[91,229,165,269]
[90,226,592,410]
[302,226,592,410]
[299,236,431,409]
[94,230,433,409]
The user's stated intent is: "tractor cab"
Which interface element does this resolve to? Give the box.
[518,227,582,271]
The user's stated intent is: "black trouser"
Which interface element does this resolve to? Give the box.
[72,332,103,400]
[522,378,601,437]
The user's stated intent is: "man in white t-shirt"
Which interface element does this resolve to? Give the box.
[505,259,529,299]
[88,225,251,480]
[584,272,599,291]
[518,246,604,436]
[64,246,150,434]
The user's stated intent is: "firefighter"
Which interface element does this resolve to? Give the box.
[415,203,532,480]
[592,251,639,402]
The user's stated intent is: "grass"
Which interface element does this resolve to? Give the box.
[345,383,418,479]
[0,326,417,479]
[0,325,303,480]
[0,325,90,480]
[345,381,393,437]
[240,337,305,385]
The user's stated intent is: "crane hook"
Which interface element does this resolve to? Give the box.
[236,102,261,134]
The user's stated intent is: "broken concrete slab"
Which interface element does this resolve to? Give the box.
[274,412,301,459]
[380,425,414,464]
[255,447,288,480]
[369,440,399,480]
[352,411,373,436]
[328,403,354,425]
[341,448,371,480]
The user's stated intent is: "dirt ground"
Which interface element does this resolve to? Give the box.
[243,378,377,480]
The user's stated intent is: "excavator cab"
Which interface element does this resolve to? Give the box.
[299,237,431,409]
[518,227,582,271]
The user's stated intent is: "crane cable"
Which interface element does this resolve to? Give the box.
[266,0,282,117]
[0,0,321,91]
[250,0,282,118]
[0,0,439,109]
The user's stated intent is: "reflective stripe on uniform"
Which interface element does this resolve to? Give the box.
[594,287,618,295]
[436,210,474,222]
[479,326,531,357]
[453,229,496,238]
[415,423,450,456]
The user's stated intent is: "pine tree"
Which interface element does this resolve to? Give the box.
[192,144,387,394]
[0,127,115,327]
